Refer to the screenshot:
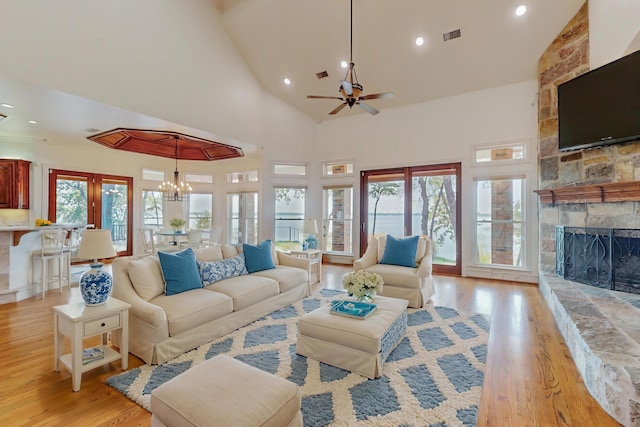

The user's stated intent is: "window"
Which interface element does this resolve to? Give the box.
[474,176,525,267]
[473,141,526,163]
[188,193,213,229]
[227,171,259,183]
[323,161,354,176]
[274,187,306,250]
[142,190,164,227]
[228,191,258,244]
[273,162,307,176]
[360,163,461,275]
[184,173,213,184]
[323,185,353,253]
[142,168,165,181]
[49,169,134,256]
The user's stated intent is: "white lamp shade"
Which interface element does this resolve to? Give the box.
[77,229,117,260]
[303,219,318,234]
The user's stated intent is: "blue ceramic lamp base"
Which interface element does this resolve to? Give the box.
[80,263,113,306]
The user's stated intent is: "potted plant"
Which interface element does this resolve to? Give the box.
[170,218,186,233]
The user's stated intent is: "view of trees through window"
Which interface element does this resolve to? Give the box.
[362,164,460,275]
[142,190,164,227]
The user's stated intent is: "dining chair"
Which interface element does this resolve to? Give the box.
[140,228,176,254]
[201,226,222,247]
[179,229,203,249]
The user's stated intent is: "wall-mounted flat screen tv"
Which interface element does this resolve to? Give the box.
[558,49,640,152]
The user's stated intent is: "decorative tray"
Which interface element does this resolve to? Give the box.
[330,300,377,319]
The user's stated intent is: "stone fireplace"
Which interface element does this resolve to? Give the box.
[537,4,640,426]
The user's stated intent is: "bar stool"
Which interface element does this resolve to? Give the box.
[32,228,69,298]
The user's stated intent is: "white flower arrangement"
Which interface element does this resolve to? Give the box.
[342,270,384,300]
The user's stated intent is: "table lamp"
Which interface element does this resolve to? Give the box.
[77,229,117,306]
[303,219,319,250]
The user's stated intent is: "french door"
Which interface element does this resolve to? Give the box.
[48,169,133,256]
[360,163,461,275]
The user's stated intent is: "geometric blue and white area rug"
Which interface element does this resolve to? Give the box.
[107,289,491,427]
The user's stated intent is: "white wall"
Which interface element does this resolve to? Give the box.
[313,80,539,279]
[589,0,640,68]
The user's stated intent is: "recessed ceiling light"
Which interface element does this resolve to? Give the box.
[28,120,37,124]
[1,103,14,108]
[341,61,348,68]
[283,78,291,85]
[515,5,527,16]
[415,37,424,46]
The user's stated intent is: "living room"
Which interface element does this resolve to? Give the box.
[1,1,640,426]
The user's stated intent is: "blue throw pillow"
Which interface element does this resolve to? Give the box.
[243,240,276,274]
[158,248,202,295]
[379,235,419,268]
[197,255,248,286]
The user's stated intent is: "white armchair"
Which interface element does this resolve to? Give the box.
[353,235,435,308]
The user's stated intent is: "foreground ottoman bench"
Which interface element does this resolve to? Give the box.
[150,354,302,427]
[296,295,408,379]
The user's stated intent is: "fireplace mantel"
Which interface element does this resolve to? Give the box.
[534,181,640,205]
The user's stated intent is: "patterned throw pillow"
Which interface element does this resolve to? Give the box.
[197,255,248,286]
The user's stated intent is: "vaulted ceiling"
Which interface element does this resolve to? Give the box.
[213,0,585,122]
[0,0,585,150]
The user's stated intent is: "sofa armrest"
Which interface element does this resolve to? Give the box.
[353,238,378,271]
[111,257,168,327]
[277,251,311,271]
[416,253,433,278]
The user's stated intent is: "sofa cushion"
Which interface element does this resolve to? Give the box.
[193,245,223,262]
[197,255,248,286]
[158,248,202,296]
[252,265,308,293]
[150,289,233,337]
[377,235,427,265]
[127,255,165,301]
[365,264,422,289]
[243,240,276,273]
[222,244,241,259]
[379,235,419,268]
[205,275,279,311]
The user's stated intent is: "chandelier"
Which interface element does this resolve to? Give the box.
[159,136,192,202]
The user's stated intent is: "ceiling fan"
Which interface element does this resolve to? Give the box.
[307,0,394,116]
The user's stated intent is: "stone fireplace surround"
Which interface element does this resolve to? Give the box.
[540,273,640,426]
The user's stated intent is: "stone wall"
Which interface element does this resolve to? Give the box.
[538,1,640,272]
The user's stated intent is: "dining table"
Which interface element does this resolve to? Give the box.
[155,230,189,246]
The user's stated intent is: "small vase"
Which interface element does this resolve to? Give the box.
[357,289,376,303]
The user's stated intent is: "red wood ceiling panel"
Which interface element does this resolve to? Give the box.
[87,128,243,161]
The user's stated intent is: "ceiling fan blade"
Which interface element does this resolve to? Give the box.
[341,80,353,96]
[329,103,347,115]
[307,95,344,100]
[358,101,379,115]
[359,92,394,101]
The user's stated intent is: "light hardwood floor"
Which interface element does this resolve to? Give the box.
[0,265,620,426]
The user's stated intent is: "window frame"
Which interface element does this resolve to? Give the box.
[472,173,528,270]
[322,184,354,255]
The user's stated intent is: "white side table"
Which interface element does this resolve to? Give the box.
[53,297,131,391]
[289,249,322,284]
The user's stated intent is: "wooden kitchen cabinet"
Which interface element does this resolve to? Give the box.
[0,159,31,209]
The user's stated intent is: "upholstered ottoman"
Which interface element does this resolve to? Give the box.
[150,354,303,427]
[296,295,408,379]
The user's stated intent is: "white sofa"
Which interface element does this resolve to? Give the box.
[353,235,434,308]
[111,244,310,364]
